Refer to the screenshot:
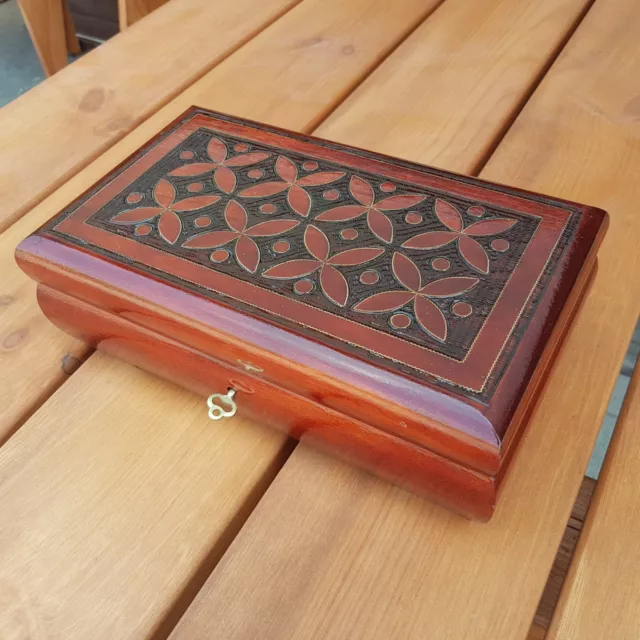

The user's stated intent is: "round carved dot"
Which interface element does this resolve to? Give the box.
[302,161,319,171]
[134,224,152,236]
[260,203,277,214]
[452,302,473,318]
[432,257,451,271]
[187,182,204,193]
[294,279,314,295]
[248,168,264,179]
[194,216,211,228]
[323,189,340,201]
[360,269,380,285]
[405,212,423,225]
[341,228,358,241]
[273,240,290,254]
[210,249,230,263]
[380,182,396,193]
[467,205,485,217]
[390,313,411,329]
[126,192,143,204]
[491,238,510,252]
[234,143,250,152]
[180,151,195,160]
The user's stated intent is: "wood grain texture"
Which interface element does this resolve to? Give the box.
[0,352,290,639]
[0,0,298,232]
[0,0,441,635]
[0,0,439,452]
[167,0,640,637]
[317,0,592,174]
[547,369,640,638]
[17,0,68,76]
[118,0,169,29]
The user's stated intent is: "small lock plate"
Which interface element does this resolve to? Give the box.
[207,388,237,420]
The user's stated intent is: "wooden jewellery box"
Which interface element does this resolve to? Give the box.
[15,108,608,520]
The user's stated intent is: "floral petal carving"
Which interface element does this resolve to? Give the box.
[304,225,330,261]
[315,205,367,222]
[168,162,217,177]
[207,137,227,164]
[376,194,426,211]
[236,235,260,273]
[111,207,163,223]
[392,252,421,291]
[238,181,289,198]
[154,179,176,209]
[225,152,270,167]
[419,276,479,297]
[263,260,320,279]
[288,184,312,217]
[414,296,447,341]
[435,198,463,232]
[367,208,394,243]
[349,176,375,207]
[353,291,414,313]
[158,210,182,245]
[401,231,458,250]
[182,230,238,249]
[225,200,248,232]
[320,265,349,307]
[464,218,517,236]
[458,235,489,274]
[171,195,221,212]
[275,156,297,183]
[248,219,300,237]
[214,165,236,194]
[297,171,345,187]
[328,247,385,266]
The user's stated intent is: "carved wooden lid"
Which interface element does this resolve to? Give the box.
[40,108,607,442]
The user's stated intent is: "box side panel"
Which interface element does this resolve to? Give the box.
[36,283,497,520]
[15,235,501,476]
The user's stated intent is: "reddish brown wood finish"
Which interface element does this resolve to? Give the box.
[15,108,608,518]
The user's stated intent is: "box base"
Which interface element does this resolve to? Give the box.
[37,283,498,520]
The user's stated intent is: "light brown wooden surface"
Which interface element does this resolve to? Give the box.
[0,0,297,233]
[319,0,590,174]
[118,0,170,29]
[0,0,439,456]
[547,372,640,638]
[17,0,68,76]
[2,0,639,637]
[0,352,290,639]
[0,0,441,635]
[167,0,640,637]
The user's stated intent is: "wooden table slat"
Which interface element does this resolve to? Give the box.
[0,0,298,233]
[167,0,640,637]
[0,0,442,636]
[547,367,640,638]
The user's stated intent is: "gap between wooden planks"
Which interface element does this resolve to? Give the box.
[0,0,597,636]
[547,367,640,637]
[0,0,299,233]
[166,0,640,638]
[0,0,442,447]
[0,0,445,637]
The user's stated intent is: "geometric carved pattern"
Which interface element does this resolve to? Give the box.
[107,138,531,349]
[46,110,582,403]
